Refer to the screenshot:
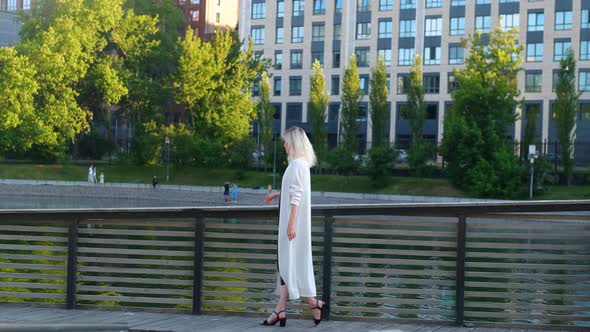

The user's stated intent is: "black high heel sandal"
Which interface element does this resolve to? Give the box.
[311,299,327,326]
[261,310,287,327]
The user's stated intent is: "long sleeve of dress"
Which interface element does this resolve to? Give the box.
[289,162,305,206]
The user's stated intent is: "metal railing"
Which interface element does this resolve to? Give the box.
[0,201,589,330]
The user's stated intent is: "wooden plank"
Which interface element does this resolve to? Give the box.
[0,291,64,299]
[0,225,67,233]
[334,228,456,237]
[333,218,454,227]
[472,213,590,221]
[0,253,66,261]
[334,266,455,277]
[465,281,590,290]
[77,275,192,286]
[204,242,276,250]
[76,294,192,305]
[202,280,275,288]
[468,220,590,229]
[203,262,275,270]
[465,262,590,271]
[465,302,589,311]
[78,228,194,237]
[0,234,67,242]
[464,291,590,301]
[81,220,194,227]
[334,286,448,295]
[464,311,590,321]
[202,301,272,309]
[466,252,589,261]
[77,285,192,296]
[466,242,590,250]
[466,271,589,281]
[0,273,67,280]
[331,297,444,305]
[0,244,67,252]
[205,223,276,231]
[331,306,450,315]
[0,282,65,290]
[78,237,194,247]
[333,276,455,286]
[78,265,193,276]
[203,271,276,280]
[201,291,272,299]
[467,232,590,240]
[333,237,457,247]
[203,252,276,260]
[332,256,456,267]
[78,256,194,267]
[77,247,193,257]
[332,247,457,257]
[0,263,65,271]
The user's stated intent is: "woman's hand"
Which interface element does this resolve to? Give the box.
[287,222,296,241]
[264,192,280,205]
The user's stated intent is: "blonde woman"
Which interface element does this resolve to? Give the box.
[262,127,327,327]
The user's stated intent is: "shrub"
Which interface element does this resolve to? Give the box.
[366,146,397,188]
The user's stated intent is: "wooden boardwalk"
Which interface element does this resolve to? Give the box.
[0,306,566,332]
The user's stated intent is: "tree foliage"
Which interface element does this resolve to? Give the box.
[369,57,389,148]
[309,60,329,166]
[441,27,525,198]
[554,49,580,185]
[406,55,432,175]
[340,54,361,154]
[175,28,265,143]
[257,72,274,171]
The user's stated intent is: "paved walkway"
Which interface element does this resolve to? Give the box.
[0,306,542,332]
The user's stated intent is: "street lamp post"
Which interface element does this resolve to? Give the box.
[528,144,538,199]
[165,136,170,182]
[273,134,277,189]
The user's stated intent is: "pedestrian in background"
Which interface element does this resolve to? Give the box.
[99,172,105,187]
[223,182,230,202]
[92,166,98,183]
[88,165,94,183]
[230,182,238,203]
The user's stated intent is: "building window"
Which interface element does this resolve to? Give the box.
[191,10,199,22]
[290,50,303,69]
[252,2,266,19]
[500,14,519,32]
[581,103,590,121]
[425,0,442,8]
[275,27,284,44]
[475,15,491,33]
[476,0,490,4]
[312,24,325,42]
[190,0,201,3]
[333,23,342,40]
[360,75,369,94]
[251,27,265,45]
[552,70,558,92]
[423,47,441,65]
[583,9,590,29]
[526,43,543,62]
[527,12,544,32]
[450,17,465,36]
[335,0,343,12]
[581,41,590,61]
[277,0,284,17]
[313,0,326,15]
[331,76,340,95]
[449,45,464,64]
[333,51,341,68]
[424,75,440,94]
[398,48,414,66]
[274,51,282,69]
[554,40,571,62]
[378,20,392,39]
[525,71,542,92]
[426,104,438,119]
[378,49,392,66]
[291,26,304,43]
[23,0,31,10]
[7,0,16,11]
[397,75,410,94]
[356,22,371,40]
[274,77,282,96]
[400,0,416,9]
[580,71,590,92]
[425,17,442,36]
[555,11,573,30]
[356,47,370,67]
[380,0,393,11]
[311,51,324,66]
[289,77,302,96]
[400,20,416,37]
[451,0,465,6]
[357,0,370,11]
[448,73,458,93]
[293,0,304,16]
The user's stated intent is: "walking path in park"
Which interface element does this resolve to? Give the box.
[0,179,493,209]
[0,306,548,332]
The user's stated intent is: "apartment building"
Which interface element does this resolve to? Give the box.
[0,0,30,11]
[176,0,239,40]
[239,0,590,163]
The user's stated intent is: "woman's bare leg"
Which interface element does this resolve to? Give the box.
[265,285,288,323]
[304,297,324,320]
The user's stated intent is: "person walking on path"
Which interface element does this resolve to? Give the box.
[88,165,94,183]
[223,182,230,202]
[152,176,158,189]
[261,126,327,327]
[99,172,105,187]
[230,182,239,203]
[92,166,98,183]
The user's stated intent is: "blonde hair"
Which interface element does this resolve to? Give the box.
[282,127,317,167]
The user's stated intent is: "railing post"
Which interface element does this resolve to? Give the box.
[455,214,467,326]
[321,215,334,321]
[192,216,205,315]
[66,218,79,310]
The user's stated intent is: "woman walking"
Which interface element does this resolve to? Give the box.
[262,127,327,327]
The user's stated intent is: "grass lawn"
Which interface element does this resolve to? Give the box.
[0,163,588,199]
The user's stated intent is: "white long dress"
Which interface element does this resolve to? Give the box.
[277,158,316,300]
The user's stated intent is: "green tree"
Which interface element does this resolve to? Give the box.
[257,72,274,171]
[341,54,361,154]
[406,55,432,175]
[175,28,265,143]
[441,27,525,198]
[309,60,329,170]
[554,49,580,185]
[522,105,540,157]
[369,57,389,148]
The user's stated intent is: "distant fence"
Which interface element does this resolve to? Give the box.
[0,202,589,330]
